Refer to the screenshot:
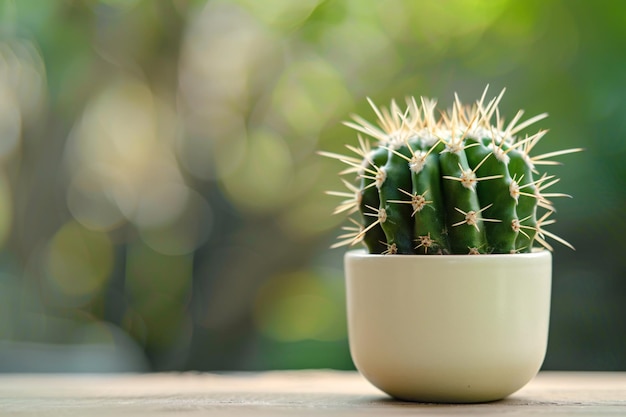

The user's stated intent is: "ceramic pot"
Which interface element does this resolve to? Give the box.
[344,249,552,403]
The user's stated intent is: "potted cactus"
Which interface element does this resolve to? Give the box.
[322,88,580,403]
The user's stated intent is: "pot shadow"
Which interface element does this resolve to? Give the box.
[357,395,552,409]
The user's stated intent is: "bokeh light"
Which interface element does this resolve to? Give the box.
[46,220,114,301]
[66,77,186,231]
[254,269,346,342]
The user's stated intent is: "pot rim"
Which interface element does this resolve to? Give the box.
[345,248,550,261]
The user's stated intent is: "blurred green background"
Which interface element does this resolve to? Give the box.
[0,0,623,372]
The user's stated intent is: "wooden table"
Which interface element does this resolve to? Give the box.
[1,371,625,416]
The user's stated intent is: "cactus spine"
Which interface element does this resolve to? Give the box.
[323,88,580,255]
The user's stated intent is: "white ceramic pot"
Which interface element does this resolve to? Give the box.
[344,249,552,403]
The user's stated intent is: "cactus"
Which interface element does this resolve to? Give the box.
[322,88,581,255]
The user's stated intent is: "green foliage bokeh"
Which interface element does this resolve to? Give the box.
[0,0,623,371]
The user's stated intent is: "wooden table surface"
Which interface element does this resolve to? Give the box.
[1,371,625,416]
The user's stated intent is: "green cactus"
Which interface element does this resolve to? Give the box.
[322,88,581,255]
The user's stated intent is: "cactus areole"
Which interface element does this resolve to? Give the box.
[322,88,580,255]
